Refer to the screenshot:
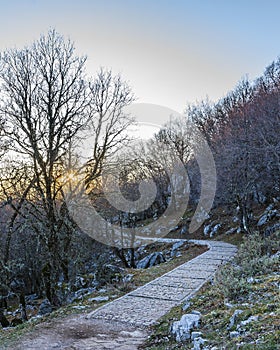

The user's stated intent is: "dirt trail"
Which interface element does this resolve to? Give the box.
[10,315,148,350]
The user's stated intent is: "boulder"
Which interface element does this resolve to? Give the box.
[192,336,207,349]
[257,204,279,226]
[180,226,187,235]
[225,227,237,235]
[264,222,280,236]
[229,331,240,338]
[182,301,191,311]
[191,331,203,340]
[203,223,221,238]
[203,224,212,236]
[210,224,221,237]
[67,287,95,303]
[25,294,38,303]
[172,240,185,251]
[122,274,134,283]
[257,210,278,226]
[170,311,201,342]
[227,309,243,330]
[171,241,185,258]
[38,299,52,316]
[88,296,109,303]
[136,252,166,269]
[74,276,88,289]
[239,315,258,327]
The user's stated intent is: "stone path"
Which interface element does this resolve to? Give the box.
[86,239,237,328]
[10,239,237,350]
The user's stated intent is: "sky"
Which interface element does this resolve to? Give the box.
[1,0,280,119]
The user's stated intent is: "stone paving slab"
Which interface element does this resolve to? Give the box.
[167,268,215,279]
[90,295,176,327]
[186,262,225,269]
[88,239,237,328]
[130,284,193,301]
[197,253,235,260]
[151,275,203,289]
[176,262,219,270]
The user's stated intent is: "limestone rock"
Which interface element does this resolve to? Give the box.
[170,311,201,342]
[88,296,109,303]
[192,336,207,349]
[38,299,52,316]
[230,331,240,338]
[136,252,166,269]
[227,309,243,330]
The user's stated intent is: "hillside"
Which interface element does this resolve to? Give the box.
[1,202,279,349]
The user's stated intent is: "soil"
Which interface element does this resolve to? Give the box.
[8,314,148,350]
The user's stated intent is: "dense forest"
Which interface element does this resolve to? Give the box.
[0,30,279,327]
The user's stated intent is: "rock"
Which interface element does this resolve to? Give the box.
[192,336,207,349]
[172,240,185,251]
[230,331,240,338]
[72,305,86,310]
[171,241,185,258]
[136,252,166,269]
[170,225,179,232]
[271,251,280,259]
[68,287,96,303]
[203,224,212,236]
[182,301,191,311]
[253,190,266,204]
[74,276,87,289]
[170,311,201,342]
[266,203,275,211]
[191,331,203,340]
[98,288,107,293]
[122,274,134,283]
[224,301,234,309]
[10,279,25,293]
[257,205,279,226]
[227,309,243,330]
[26,305,36,311]
[210,224,221,238]
[180,226,187,235]
[225,227,237,235]
[149,252,165,267]
[191,310,202,316]
[239,315,258,326]
[203,223,221,237]
[38,299,52,316]
[264,222,280,236]
[247,277,254,284]
[25,294,38,303]
[88,296,109,303]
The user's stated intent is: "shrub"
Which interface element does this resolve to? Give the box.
[215,231,280,301]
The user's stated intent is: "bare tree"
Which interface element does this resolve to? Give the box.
[155,116,193,164]
[85,68,135,188]
[0,29,90,304]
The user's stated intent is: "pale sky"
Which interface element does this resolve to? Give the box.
[1,0,280,119]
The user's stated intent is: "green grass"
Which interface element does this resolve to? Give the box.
[141,272,280,349]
